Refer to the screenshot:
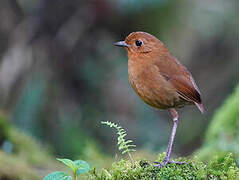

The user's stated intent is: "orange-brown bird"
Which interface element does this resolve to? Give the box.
[114,32,204,167]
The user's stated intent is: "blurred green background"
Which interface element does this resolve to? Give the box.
[0,0,238,179]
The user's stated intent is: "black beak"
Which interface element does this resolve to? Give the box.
[114,41,130,47]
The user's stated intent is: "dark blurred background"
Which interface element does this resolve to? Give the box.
[0,0,238,170]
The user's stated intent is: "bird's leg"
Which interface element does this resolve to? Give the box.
[163,108,178,164]
[154,108,185,167]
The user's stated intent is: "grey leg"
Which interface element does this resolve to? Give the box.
[154,108,185,167]
[163,108,178,164]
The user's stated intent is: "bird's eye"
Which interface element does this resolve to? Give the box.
[135,40,142,47]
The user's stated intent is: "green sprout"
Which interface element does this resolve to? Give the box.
[43,158,90,180]
[101,121,136,162]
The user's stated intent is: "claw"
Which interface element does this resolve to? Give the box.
[153,159,187,168]
[168,160,187,165]
[153,161,163,168]
[163,157,170,166]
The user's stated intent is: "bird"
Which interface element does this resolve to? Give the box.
[114,31,204,167]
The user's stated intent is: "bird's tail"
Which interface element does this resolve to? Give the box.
[194,102,205,114]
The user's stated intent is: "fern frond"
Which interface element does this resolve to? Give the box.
[101,121,136,161]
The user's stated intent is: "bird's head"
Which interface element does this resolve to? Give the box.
[114,32,167,59]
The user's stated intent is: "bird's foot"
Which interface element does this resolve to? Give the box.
[154,157,187,168]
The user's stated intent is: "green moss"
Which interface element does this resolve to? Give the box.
[0,112,54,166]
[0,113,65,179]
[196,85,239,164]
[0,151,40,180]
[205,85,239,141]
[7,126,54,165]
[90,153,239,180]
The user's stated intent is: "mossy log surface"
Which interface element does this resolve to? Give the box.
[90,153,239,180]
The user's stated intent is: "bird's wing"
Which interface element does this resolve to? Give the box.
[169,74,201,104]
[155,56,204,113]
[167,73,205,113]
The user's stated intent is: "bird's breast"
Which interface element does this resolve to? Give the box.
[128,60,182,109]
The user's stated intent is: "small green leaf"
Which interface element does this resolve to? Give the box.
[127,144,136,148]
[102,169,112,178]
[74,160,90,176]
[57,158,75,171]
[43,171,72,180]
[119,129,124,133]
[122,149,130,154]
[125,140,133,144]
